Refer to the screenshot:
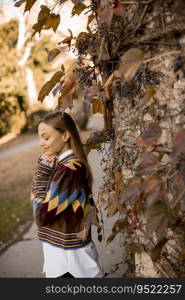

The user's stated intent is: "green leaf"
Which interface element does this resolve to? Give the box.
[38,71,64,102]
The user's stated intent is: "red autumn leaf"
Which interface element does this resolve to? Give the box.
[119,177,141,207]
[172,167,185,199]
[57,79,76,111]
[99,8,114,26]
[145,201,169,241]
[114,0,126,16]
[85,85,102,101]
[114,168,123,194]
[170,129,185,161]
[58,94,74,111]
[99,1,125,26]
[135,152,160,176]
[140,123,162,146]
[142,173,168,208]
[59,79,76,96]
[117,48,144,82]
[128,209,139,230]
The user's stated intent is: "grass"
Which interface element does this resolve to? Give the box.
[0,142,40,249]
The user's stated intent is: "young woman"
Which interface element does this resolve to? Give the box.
[31,110,104,278]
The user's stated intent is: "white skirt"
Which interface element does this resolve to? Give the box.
[42,241,105,278]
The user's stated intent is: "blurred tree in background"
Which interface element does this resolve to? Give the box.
[0,19,28,136]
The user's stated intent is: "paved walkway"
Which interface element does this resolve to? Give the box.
[0,114,127,278]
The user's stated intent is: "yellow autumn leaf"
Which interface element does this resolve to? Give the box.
[91,99,104,114]
[38,71,64,102]
[87,15,95,28]
[72,3,87,16]
[107,202,118,217]
[24,0,36,12]
[43,14,60,32]
[48,48,61,62]
[118,48,144,81]
[32,5,50,36]
[145,86,156,101]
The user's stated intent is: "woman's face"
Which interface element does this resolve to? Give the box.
[38,122,70,156]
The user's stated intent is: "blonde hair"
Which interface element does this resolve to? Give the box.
[39,110,93,191]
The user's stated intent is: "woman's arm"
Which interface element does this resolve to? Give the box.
[31,154,56,212]
[34,161,88,226]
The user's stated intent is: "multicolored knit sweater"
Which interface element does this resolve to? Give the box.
[31,152,98,249]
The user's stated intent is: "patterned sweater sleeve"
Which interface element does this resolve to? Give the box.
[31,156,55,213]
[34,163,88,226]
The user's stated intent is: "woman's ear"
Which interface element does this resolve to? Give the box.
[63,130,71,143]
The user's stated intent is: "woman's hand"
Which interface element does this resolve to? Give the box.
[40,154,57,167]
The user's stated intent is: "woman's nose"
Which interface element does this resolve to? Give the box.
[40,140,45,148]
